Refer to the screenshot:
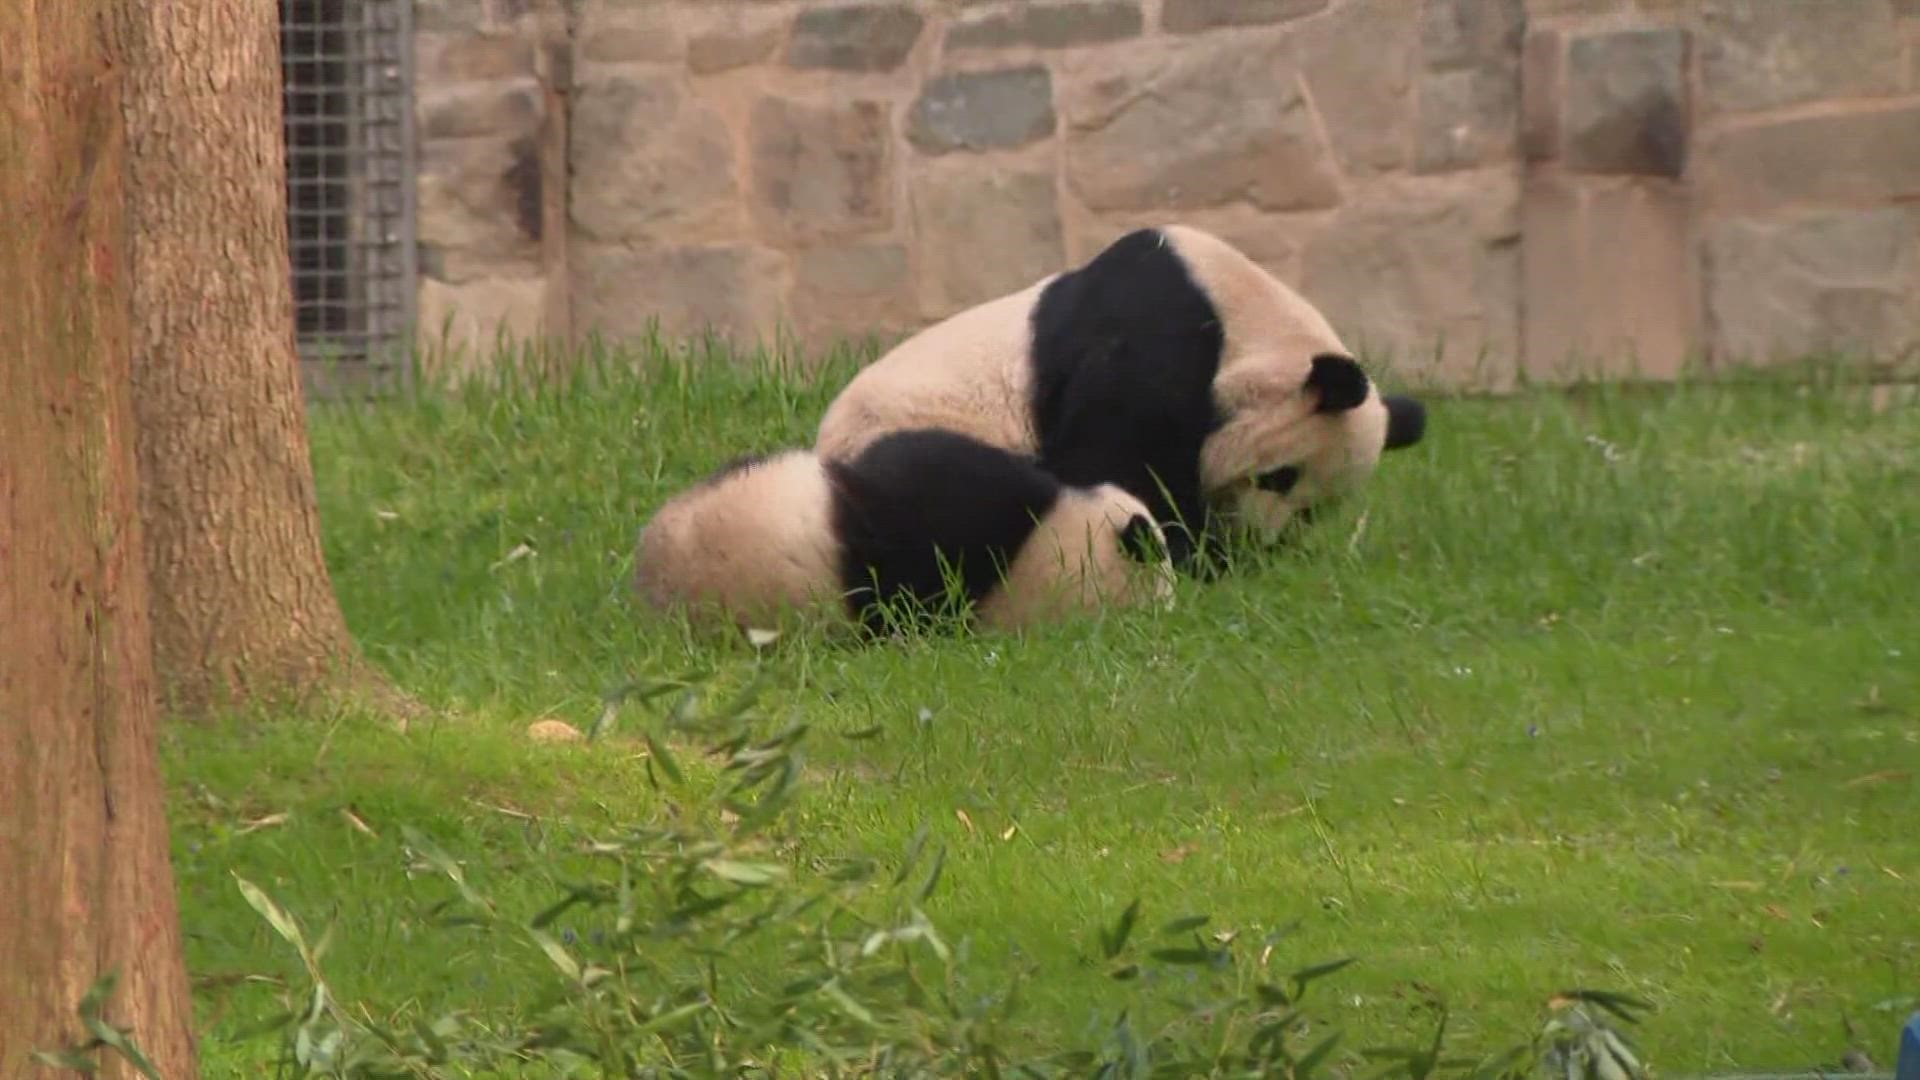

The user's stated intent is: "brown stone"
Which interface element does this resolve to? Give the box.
[912,160,1064,314]
[1521,177,1698,381]
[1521,29,1561,161]
[417,0,484,33]
[907,66,1056,154]
[791,244,918,349]
[1300,171,1522,387]
[947,2,1142,50]
[419,81,540,140]
[571,243,789,346]
[569,74,740,243]
[1696,0,1903,113]
[785,5,924,72]
[1698,102,1920,211]
[1525,0,1624,14]
[1704,209,1920,364]
[1161,0,1327,33]
[1564,28,1687,177]
[423,32,536,81]
[1061,37,1341,212]
[1416,67,1519,173]
[417,137,543,281]
[577,5,683,65]
[1293,0,1418,174]
[749,97,891,243]
[417,275,552,376]
[688,22,782,74]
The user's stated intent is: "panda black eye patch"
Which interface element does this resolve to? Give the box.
[1255,465,1301,495]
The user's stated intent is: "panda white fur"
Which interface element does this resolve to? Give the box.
[814,224,1429,572]
[632,427,1177,636]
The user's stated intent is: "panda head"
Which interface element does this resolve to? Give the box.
[1202,352,1426,541]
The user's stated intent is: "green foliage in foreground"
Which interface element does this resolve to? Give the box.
[164,337,1919,1076]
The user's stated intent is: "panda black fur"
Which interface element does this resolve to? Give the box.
[632,427,1177,636]
[814,224,1429,572]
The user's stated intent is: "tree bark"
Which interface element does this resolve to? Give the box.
[117,0,385,715]
[0,3,201,1076]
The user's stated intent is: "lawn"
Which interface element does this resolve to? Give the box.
[164,336,1919,1076]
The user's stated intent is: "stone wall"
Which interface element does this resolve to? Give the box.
[411,0,1920,386]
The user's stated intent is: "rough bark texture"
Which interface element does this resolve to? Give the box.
[0,2,201,1076]
[118,0,370,713]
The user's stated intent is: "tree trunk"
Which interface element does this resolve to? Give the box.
[0,3,201,1076]
[117,0,387,715]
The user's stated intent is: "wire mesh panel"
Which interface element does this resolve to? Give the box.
[281,0,415,385]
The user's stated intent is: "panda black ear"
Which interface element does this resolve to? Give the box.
[1119,514,1166,564]
[1382,394,1427,451]
[1305,353,1371,414]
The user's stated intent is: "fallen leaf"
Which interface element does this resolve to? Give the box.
[1762,904,1791,921]
[340,807,377,837]
[1000,823,1018,841]
[1843,769,1909,788]
[527,719,584,744]
[954,808,975,835]
[237,812,288,835]
[1159,843,1199,864]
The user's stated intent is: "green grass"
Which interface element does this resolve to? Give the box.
[165,337,1920,1076]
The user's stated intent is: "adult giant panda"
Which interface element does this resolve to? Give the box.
[813,224,1429,572]
[632,427,1177,637]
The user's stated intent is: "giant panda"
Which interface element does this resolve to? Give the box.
[631,426,1177,637]
[813,224,1429,572]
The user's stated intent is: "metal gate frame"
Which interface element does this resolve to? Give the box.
[280,0,416,393]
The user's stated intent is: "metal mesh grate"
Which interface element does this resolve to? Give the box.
[280,0,415,380]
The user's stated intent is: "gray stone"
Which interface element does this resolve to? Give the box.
[1062,36,1341,212]
[569,74,740,244]
[576,4,682,65]
[912,161,1064,314]
[416,0,484,33]
[419,82,540,140]
[1704,209,1919,364]
[947,2,1142,51]
[417,136,543,281]
[907,67,1056,154]
[1162,0,1326,33]
[785,5,924,72]
[1696,0,1903,113]
[571,243,789,345]
[1563,28,1687,177]
[1698,102,1920,211]
[749,97,891,243]
[1293,0,1418,174]
[1422,0,1524,71]
[1416,67,1518,173]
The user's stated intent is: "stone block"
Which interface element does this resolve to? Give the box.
[1061,37,1341,212]
[1300,170,1523,387]
[911,160,1064,315]
[1525,0,1624,14]
[422,32,536,81]
[1416,67,1519,173]
[1162,0,1327,33]
[1422,0,1524,71]
[417,136,544,281]
[417,275,552,376]
[418,81,540,140]
[908,67,1056,154]
[749,97,891,243]
[688,18,783,74]
[1293,0,1418,174]
[791,244,919,349]
[1520,177,1698,381]
[947,2,1142,50]
[569,73,740,244]
[785,5,923,72]
[1698,102,1920,211]
[577,4,682,65]
[1564,28,1687,177]
[571,243,789,346]
[417,0,484,33]
[1704,209,1920,364]
[1521,29,1561,161]
[1696,0,1903,113]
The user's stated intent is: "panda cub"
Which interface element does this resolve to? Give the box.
[814,224,1430,572]
[632,427,1177,636]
